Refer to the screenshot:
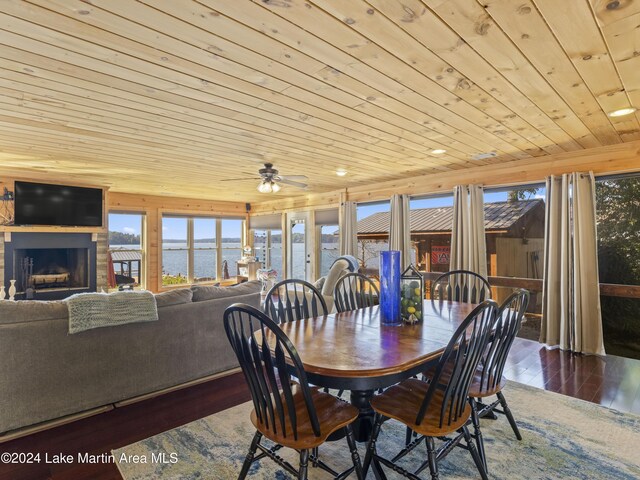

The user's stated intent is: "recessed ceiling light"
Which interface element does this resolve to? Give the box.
[336,169,348,176]
[608,107,637,117]
[471,152,498,160]
[431,149,447,154]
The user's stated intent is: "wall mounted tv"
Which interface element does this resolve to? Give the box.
[14,181,103,227]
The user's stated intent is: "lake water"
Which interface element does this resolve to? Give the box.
[110,240,397,283]
[111,242,340,281]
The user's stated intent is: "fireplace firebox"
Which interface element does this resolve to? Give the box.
[4,233,97,300]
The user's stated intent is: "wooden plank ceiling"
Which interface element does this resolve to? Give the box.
[0,0,638,202]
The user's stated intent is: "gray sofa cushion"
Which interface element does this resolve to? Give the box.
[0,300,68,325]
[191,280,261,302]
[154,288,193,308]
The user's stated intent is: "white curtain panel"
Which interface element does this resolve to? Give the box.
[339,200,358,257]
[389,194,412,268]
[541,172,605,356]
[450,184,488,278]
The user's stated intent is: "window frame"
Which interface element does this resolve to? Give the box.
[356,200,391,271]
[317,223,340,278]
[161,214,244,286]
[108,210,147,289]
[253,228,283,280]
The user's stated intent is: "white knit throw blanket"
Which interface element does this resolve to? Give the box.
[66,290,158,334]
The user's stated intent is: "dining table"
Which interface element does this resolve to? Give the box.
[258,299,478,443]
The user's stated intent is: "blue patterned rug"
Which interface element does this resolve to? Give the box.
[113,382,640,479]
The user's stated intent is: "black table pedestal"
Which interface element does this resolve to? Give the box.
[350,389,376,443]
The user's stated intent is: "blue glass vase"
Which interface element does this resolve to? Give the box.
[380,250,402,326]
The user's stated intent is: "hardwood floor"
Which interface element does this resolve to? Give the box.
[2,338,640,480]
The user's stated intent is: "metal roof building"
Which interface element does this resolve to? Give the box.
[109,249,142,262]
[356,199,544,236]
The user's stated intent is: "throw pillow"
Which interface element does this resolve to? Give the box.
[154,288,193,308]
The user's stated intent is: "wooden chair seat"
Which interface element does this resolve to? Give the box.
[250,384,359,449]
[370,378,472,438]
[423,363,507,398]
[468,373,507,398]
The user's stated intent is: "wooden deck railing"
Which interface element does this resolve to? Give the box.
[361,268,640,299]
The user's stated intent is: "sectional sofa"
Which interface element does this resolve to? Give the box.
[0,280,261,439]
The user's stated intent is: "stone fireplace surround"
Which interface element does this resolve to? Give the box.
[1,231,108,300]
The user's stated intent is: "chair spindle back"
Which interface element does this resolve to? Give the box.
[264,279,328,324]
[224,303,321,441]
[477,289,529,393]
[431,270,491,304]
[334,273,380,313]
[416,300,498,429]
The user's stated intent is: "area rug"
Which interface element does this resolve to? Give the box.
[113,382,640,479]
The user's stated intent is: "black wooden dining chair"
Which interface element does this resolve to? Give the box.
[333,272,379,313]
[467,289,530,472]
[362,300,499,480]
[431,269,491,303]
[224,303,363,480]
[264,279,328,324]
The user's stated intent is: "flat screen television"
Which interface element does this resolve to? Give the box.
[14,181,103,227]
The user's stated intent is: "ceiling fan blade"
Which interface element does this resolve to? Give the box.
[219,177,259,182]
[278,175,308,181]
[277,178,308,189]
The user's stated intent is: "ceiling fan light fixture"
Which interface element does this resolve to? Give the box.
[608,107,637,117]
[257,180,273,193]
[271,181,281,192]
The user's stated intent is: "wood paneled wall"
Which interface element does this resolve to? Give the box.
[0,178,247,292]
[252,140,640,213]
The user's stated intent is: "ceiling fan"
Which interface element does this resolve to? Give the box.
[221,163,308,193]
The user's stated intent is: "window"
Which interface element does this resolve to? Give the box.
[356,201,391,270]
[162,217,188,285]
[290,219,306,280]
[250,214,283,281]
[596,175,640,360]
[161,215,245,286]
[108,212,145,289]
[194,218,216,283]
[407,187,546,342]
[319,224,339,277]
[315,208,340,278]
[484,185,546,342]
[409,194,454,274]
[221,219,243,278]
[254,228,283,281]
[270,231,283,281]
